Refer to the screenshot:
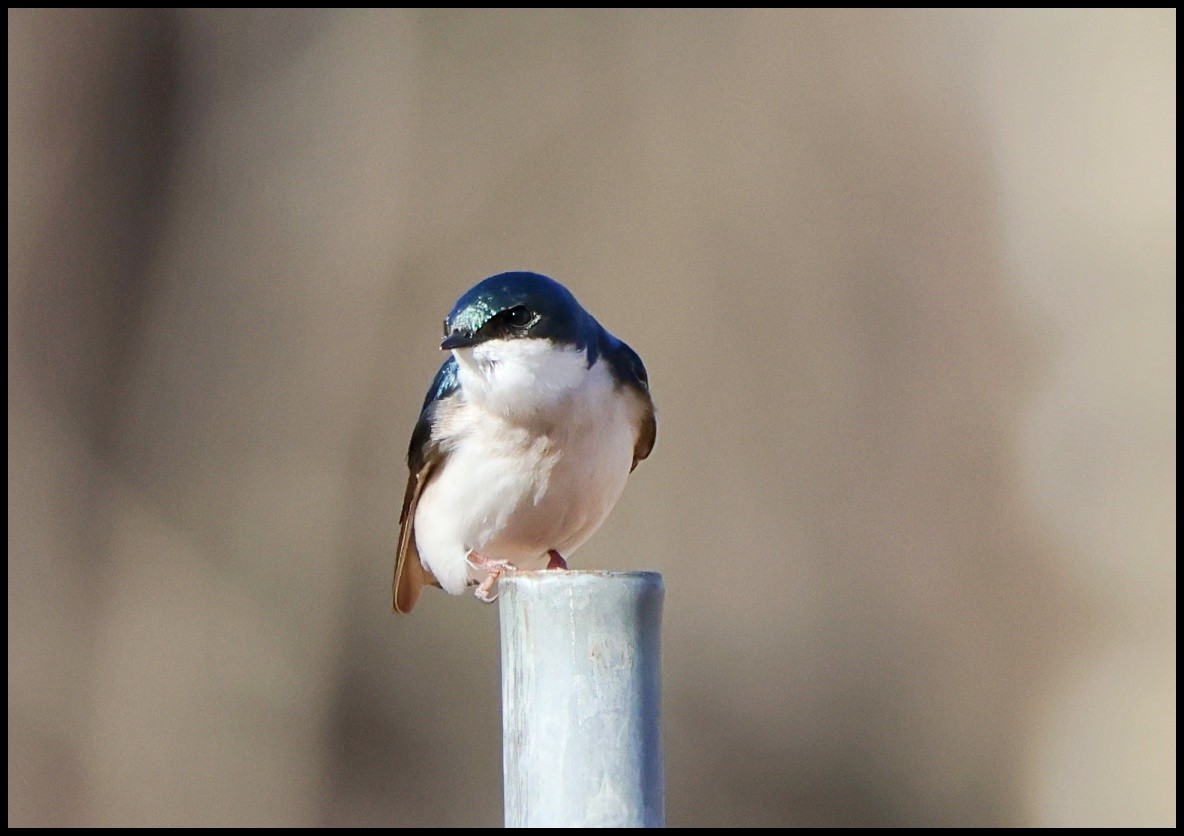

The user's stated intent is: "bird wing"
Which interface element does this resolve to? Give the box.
[392,357,459,614]
[392,455,440,614]
[632,394,656,471]
[603,336,657,471]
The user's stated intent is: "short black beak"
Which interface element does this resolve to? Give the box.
[441,329,480,350]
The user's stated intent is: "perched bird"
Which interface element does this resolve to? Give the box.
[393,271,656,613]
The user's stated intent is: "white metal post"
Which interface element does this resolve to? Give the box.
[499,570,665,828]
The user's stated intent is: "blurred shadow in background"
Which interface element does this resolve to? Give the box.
[8,8,1175,827]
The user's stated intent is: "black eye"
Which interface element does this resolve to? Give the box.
[504,306,534,328]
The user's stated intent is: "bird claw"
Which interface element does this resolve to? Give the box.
[465,550,565,603]
[473,577,501,603]
[467,553,516,603]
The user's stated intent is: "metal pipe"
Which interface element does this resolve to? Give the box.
[500,570,665,828]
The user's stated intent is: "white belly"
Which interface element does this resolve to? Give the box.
[414,354,641,595]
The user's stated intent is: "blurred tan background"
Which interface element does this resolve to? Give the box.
[8,8,1175,827]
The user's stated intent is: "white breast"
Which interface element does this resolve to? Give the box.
[413,339,643,595]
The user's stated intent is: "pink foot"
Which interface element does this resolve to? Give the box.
[466,552,516,603]
[546,549,567,570]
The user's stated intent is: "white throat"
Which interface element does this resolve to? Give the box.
[452,338,592,417]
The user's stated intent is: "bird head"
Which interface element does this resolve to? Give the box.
[441,271,593,351]
[440,271,601,413]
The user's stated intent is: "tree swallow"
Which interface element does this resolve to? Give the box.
[392,271,656,613]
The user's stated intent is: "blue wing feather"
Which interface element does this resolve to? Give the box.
[394,355,459,612]
[406,355,459,479]
[598,330,656,468]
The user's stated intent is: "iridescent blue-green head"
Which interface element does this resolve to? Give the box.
[440,271,599,355]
